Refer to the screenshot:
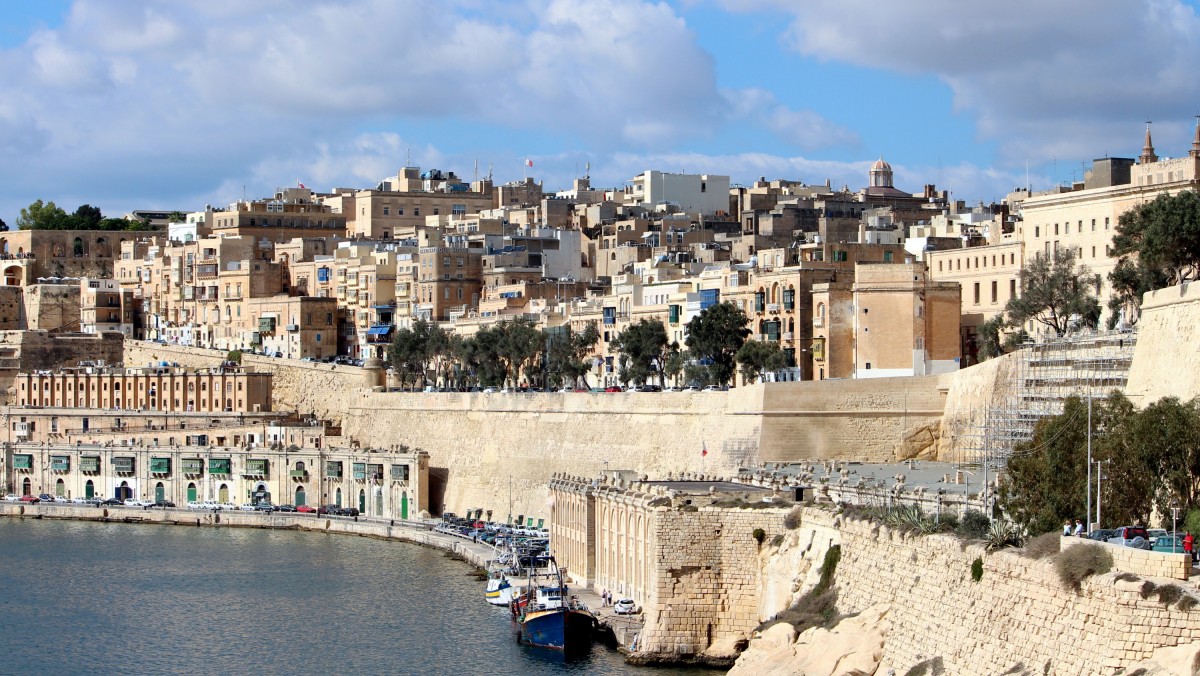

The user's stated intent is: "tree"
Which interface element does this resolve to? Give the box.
[685,301,751,386]
[663,345,686,387]
[612,319,669,387]
[0,217,9,232]
[72,204,103,229]
[999,396,1092,535]
[167,211,187,223]
[1092,393,1154,528]
[735,339,789,383]
[1131,397,1200,518]
[1005,246,1100,337]
[15,200,70,230]
[1108,191,1200,323]
[975,315,1005,362]
[544,322,599,389]
[497,317,543,387]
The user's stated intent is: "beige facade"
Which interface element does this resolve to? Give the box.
[322,167,493,239]
[3,442,429,519]
[14,365,271,413]
[927,241,1022,363]
[80,277,135,336]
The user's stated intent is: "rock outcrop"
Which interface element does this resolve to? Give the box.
[1117,642,1200,676]
[728,603,890,676]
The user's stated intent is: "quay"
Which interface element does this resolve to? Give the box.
[0,502,643,653]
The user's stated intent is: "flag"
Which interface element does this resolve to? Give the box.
[701,440,708,457]
[525,158,534,168]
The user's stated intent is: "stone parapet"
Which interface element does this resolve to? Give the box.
[1062,535,1192,581]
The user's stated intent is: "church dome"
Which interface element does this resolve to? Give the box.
[871,157,892,172]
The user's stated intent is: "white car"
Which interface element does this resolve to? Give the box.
[613,598,638,615]
[201,500,221,510]
[239,503,256,511]
[186,501,206,510]
[70,497,87,504]
[54,496,69,503]
[3,494,20,502]
[481,387,497,393]
[219,502,237,511]
[123,498,141,507]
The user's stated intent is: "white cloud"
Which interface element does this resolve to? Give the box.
[723,0,1200,164]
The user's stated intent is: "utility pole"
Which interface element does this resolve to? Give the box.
[1087,388,1093,530]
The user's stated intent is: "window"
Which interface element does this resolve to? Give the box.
[413,208,420,216]
[433,208,439,216]
[1091,219,1096,231]
[991,280,997,304]
[1035,226,1040,237]
[1105,217,1110,230]
[1078,220,1083,233]
[1054,223,1059,236]
[383,206,390,215]
[973,282,980,305]
[1010,279,1017,299]
[884,251,893,263]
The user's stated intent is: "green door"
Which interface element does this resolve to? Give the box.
[85,480,94,499]
[401,492,408,520]
[295,486,306,506]
[187,483,197,502]
[335,488,342,507]
[155,483,165,503]
[358,489,365,513]
[55,479,65,497]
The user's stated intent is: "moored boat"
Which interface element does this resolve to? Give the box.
[514,557,594,652]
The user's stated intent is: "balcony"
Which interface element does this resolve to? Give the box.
[766,303,781,313]
[782,332,794,341]
[289,469,308,479]
[813,317,824,328]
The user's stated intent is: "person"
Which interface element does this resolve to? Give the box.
[1184,532,1195,562]
[1063,520,1072,536]
[1072,519,1084,537]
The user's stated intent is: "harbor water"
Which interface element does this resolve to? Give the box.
[0,519,710,675]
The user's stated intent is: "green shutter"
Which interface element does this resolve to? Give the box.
[113,457,135,473]
[246,459,267,476]
[209,458,231,475]
[325,461,343,477]
[668,305,680,324]
[150,457,171,474]
[51,456,70,472]
[183,459,204,475]
[390,465,410,481]
[352,462,367,480]
[81,456,100,473]
[13,454,32,470]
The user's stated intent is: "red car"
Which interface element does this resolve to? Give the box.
[19,495,40,504]
[604,386,624,393]
[295,505,317,513]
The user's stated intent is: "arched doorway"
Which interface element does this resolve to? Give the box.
[358,489,365,513]
[85,480,95,499]
[21,478,30,496]
[55,478,65,497]
[218,484,229,503]
[401,492,409,520]
[295,486,306,507]
[374,487,382,516]
[254,483,269,505]
[4,266,21,286]
[155,482,165,503]
[116,481,132,501]
[187,482,197,503]
[335,487,342,507]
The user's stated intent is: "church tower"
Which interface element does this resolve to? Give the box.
[1139,122,1158,165]
[869,157,894,188]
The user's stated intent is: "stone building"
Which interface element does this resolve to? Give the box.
[321,167,493,240]
[3,441,429,519]
[13,364,272,413]
[80,277,135,336]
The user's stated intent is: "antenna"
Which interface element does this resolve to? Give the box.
[406,148,412,167]
[585,161,590,179]
[474,158,478,182]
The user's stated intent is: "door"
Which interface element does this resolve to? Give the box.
[155,483,165,503]
[218,484,228,503]
[401,492,408,520]
[295,486,306,507]
[187,483,197,502]
[335,487,342,507]
[116,482,132,501]
[358,489,365,513]
[55,479,65,497]
[85,480,94,499]
[22,478,30,496]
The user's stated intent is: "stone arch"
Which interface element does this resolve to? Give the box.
[73,237,84,257]
[4,265,22,286]
[94,237,110,257]
[0,238,7,254]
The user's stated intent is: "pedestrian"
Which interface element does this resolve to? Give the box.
[1185,532,1195,562]
[1062,520,1072,536]
[1072,519,1084,537]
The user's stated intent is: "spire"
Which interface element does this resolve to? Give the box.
[1139,121,1158,164]
[1191,116,1200,159]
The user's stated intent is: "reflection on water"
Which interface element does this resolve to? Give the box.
[0,520,711,675]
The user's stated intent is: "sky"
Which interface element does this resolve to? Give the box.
[1,0,1199,224]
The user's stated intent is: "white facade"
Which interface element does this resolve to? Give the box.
[627,171,731,216]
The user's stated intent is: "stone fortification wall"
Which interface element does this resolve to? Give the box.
[638,504,791,660]
[124,341,362,423]
[934,350,1022,462]
[1062,535,1192,581]
[771,507,1200,674]
[1126,281,1200,404]
[2,331,125,403]
[757,376,946,463]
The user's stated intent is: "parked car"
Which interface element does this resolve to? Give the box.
[253,503,276,513]
[186,501,206,510]
[219,502,237,511]
[274,504,296,513]
[317,504,342,515]
[239,503,256,512]
[1087,528,1115,542]
[1108,525,1152,550]
[1152,534,1187,553]
[3,494,20,502]
[295,505,317,514]
[53,496,69,503]
[123,498,141,507]
[19,495,40,504]
[1147,528,1168,546]
[38,493,55,503]
[339,507,360,517]
[70,497,87,504]
[201,500,221,510]
[613,598,638,615]
[100,498,123,506]
[153,500,177,508]
[604,386,624,393]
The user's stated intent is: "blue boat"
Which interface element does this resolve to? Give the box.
[516,558,594,651]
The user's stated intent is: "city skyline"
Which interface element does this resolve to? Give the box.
[1,0,1199,221]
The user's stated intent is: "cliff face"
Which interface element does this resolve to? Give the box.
[735,508,1200,675]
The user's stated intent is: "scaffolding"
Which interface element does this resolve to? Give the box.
[953,329,1138,507]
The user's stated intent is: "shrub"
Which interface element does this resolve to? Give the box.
[818,545,841,589]
[957,509,990,539]
[753,527,766,545]
[1022,532,1061,559]
[986,520,1025,551]
[1139,581,1157,599]
[226,350,243,364]
[938,512,960,532]
[1053,543,1113,589]
[1154,584,1184,606]
[1114,572,1139,583]
[970,557,983,582]
[758,544,842,633]
[1178,595,1199,612]
[770,534,784,547]
[784,506,803,530]
[1185,508,1200,535]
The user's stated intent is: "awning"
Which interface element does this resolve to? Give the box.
[367,326,394,336]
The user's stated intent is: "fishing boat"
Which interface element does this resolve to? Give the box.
[514,557,594,652]
[484,567,519,606]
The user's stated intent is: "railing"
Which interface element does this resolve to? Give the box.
[813,317,825,328]
[766,303,780,313]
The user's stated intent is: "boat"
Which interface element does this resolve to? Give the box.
[514,557,594,652]
[484,567,519,606]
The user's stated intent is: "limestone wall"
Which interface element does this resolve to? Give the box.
[124,340,363,423]
[1062,535,1192,581]
[935,350,1022,462]
[782,508,1200,675]
[1126,281,1200,404]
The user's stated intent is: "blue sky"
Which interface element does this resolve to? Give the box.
[1,0,1198,223]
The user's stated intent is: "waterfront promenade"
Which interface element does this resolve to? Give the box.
[0,502,644,650]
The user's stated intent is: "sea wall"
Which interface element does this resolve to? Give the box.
[738,507,1200,675]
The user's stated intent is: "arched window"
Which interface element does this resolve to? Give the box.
[73,237,84,256]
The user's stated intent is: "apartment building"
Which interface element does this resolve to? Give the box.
[79,278,135,336]
[14,364,271,413]
[322,167,493,240]
[210,187,346,241]
[415,246,482,321]
[927,242,1023,363]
